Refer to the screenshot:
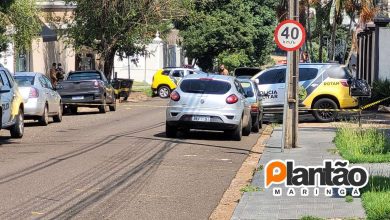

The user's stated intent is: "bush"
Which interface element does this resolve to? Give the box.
[334,126,390,163]
[362,80,390,109]
[361,176,390,220]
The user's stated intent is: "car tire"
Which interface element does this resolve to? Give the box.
[70,106,78,115]
[10,108,24,138]
[226,119,242,141]
[99,99,107,113]
[39,104,49,126]
[259,112,264,129]
[53,103,63,123]
[166,123,177,138]
[242,115,252,136]
[158,86,171,98]
[252,115,260,133]
[312,98,338,123]
[109,98,117,111]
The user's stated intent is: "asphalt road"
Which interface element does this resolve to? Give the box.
[0,98,261,220]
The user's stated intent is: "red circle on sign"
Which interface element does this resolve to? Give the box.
[274,20,306,51]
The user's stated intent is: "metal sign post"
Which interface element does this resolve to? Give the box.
[274,4,305,151]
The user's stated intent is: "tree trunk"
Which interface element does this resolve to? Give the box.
[103,49,116,79]
[319,25,323,63]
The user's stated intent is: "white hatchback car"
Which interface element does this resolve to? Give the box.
[166,74,252,141]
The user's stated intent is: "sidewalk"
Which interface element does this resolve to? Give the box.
[231,127,366,220]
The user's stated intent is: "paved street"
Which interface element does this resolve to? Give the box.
[0,98,261,220]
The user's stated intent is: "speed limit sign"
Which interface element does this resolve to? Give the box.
[274,20,306,51]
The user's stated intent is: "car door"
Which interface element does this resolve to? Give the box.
[234,80,250,125]
[37,76,53,113]
[101,73,114,103]
[43,75,60,114]
[0,70,13,126]
[255,68,286,107]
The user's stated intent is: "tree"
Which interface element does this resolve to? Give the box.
[0,0,40,52]
[64,0,189,77]
[177,0,277,71]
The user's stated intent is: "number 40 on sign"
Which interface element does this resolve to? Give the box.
[274,20,306,51]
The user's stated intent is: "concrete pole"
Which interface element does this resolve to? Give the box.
[282,0,299,150]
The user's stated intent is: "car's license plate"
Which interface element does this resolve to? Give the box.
[72,96,84,100]
[192,116,210,122]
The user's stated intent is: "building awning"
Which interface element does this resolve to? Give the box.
[41,24,57,42]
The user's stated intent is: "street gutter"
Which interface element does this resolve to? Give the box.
[209,125,273,220]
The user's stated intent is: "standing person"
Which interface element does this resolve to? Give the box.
[49,63,57,86]
[351,64,357,78]
[219,64,229,75]
[56,63,65,82]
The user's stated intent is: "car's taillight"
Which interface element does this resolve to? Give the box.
[251,103,259,112]
[29,87,39,98]
[226,94,239,104]
[340,80,349,87]
[170,91,180,101]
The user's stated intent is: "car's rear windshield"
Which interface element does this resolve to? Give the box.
[67,72,102,81]
[15,76,34,87]
[240,82,254,97]
[180,79,231,94]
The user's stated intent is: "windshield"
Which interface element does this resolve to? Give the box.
[67,72,102,81]
[180,79,231,94]
[15,76,34,87]
[240,82,254,97]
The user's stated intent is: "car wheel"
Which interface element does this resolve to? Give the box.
[39,104,49,126]
[10,108,24,138]
[166,123,177,138]
[53,103,63,123]
[312,98,338,123]
[70,106,78,115]
[259,112,264,129]
[109,98,117,111]
[158,86,171,98]
[252,115,260,133]
[226,119,242,141]
[242,115,252,136]
[99,99,107,113]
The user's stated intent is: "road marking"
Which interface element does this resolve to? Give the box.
[183,154,197,157]
[219,158,231,161]
[31,211,44,215]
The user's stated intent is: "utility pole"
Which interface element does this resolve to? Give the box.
[282,0,300,150]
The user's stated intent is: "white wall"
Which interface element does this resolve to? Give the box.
[0,43,15,73]
[378,28,390,81]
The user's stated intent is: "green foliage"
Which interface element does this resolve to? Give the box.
[178,0,277,71]
[0,0,40,52]
[300,216,324,220]
[361,176,390,220]
[334,126,390,163]
[345,195,353,203]
[240,184,261,192]
[64,0,190,76]
[365,80,390,108]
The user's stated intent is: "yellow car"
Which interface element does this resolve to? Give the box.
[151,67,203,98]
[0,65,25,138]
[252,63,358,122]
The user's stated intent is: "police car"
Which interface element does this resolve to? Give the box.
[0,65,24,138]
[250,63,358,122]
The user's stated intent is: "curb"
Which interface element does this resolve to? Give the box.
[209,125,274,220]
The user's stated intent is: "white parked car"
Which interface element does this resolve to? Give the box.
[14,72,62,125]
[166,74,252,141]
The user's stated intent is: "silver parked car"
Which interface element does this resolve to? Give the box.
[238,78,264,133]
[14,72,63,125]
[166,74,252,141]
